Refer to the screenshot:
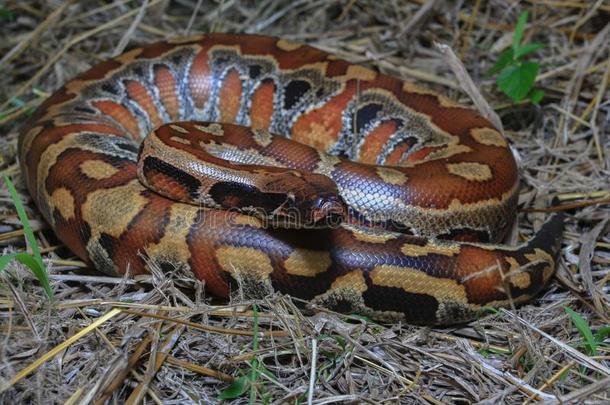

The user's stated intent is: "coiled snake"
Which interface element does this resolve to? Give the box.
[18,34,563,325]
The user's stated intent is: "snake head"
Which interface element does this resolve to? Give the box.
[266,172,346,228]
[297,192,346,228]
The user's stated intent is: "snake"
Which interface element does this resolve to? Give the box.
[18,34,563,325]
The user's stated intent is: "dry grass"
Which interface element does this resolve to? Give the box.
[0,0,609,403]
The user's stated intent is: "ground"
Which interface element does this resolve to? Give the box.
[0,1,609,403]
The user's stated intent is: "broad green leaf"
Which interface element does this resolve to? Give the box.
[218,376,249,401]
[514,43,544,60]
[496,62,539,102]
[513,11,529,52]
[565,307,597,355]
[530,89,545,104]
[487,48,515,76]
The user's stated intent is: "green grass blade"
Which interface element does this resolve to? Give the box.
[2,175,53,299]
[0,252,51,297]
[217,304,263,402]
[565,307,597,355]
[249,304,260,404]
[3,175,43,267]
[0,253,20,271]
[1,252,35,272]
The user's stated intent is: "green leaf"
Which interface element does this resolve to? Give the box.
[2,175,53,299]
[496,62,539,102]
[530,89,545,104]
[565,307,597,355]
[0,7,15,21]
[487,48,515,76]
[513,11,529,52]
[594,325,610,344]
[514,42,544,60]
[218,376,250,401]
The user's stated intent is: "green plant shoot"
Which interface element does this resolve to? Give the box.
[565,307,610,356]
[488,11,545,104]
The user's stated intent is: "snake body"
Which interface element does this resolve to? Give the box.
[18,34,563,324]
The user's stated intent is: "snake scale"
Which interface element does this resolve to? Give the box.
[18,34,563,325]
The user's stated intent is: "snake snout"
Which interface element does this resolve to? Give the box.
[303,193,346,228]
